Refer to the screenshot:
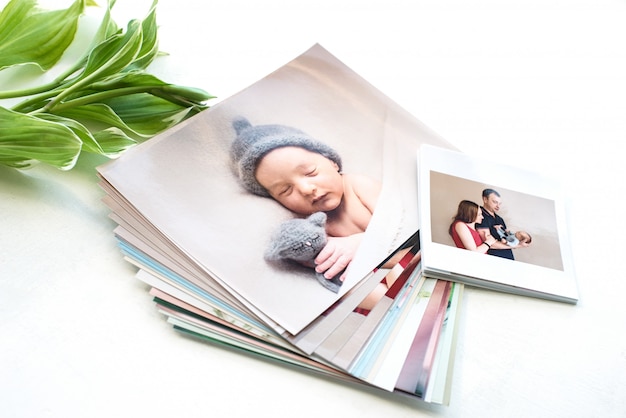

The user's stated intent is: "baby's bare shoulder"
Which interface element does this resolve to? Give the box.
[343,173,380,191]
[342,173,381,212]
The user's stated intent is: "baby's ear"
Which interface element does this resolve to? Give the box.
[308,211,327,227]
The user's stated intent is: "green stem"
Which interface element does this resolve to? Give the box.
[0,82,61,100]
[32,85,162,113]
[11,86,67,113]
[0,58,87,101]
[53,57,88,85]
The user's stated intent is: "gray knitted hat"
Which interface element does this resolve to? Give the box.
[230,117,343,197]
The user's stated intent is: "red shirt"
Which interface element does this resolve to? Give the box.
[451,221,482,249]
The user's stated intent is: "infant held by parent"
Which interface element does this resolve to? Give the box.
[476,188,531,261]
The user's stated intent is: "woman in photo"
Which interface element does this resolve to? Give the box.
[449,200,498,253]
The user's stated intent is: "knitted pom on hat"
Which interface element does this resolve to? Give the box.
[230,117,342,197]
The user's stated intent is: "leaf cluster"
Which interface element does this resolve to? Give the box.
[0,0,214,170]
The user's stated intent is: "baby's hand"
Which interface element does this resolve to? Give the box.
[315,234,363,281]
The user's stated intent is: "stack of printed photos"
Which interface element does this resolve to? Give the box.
[97,44,463,404]
[97,43,580,404]
[416,145,578,304]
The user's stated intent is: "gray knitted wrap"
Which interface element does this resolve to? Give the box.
[230,117,343,197]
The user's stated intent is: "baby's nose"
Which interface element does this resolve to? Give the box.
[297,180,316,195]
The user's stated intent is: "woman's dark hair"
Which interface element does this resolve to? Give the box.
[448,200,479,236]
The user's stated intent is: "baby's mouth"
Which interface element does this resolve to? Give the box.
[312,193,327,205]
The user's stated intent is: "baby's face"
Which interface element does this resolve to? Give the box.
[255,146,344,215]
[515,231,531,244]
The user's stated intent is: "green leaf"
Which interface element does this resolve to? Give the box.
[79,19,144,83]
[125,0,160,71]
[0,107,82,169]
[154,84,215,107]
[45,17,144,109]
[37,112,104,154]
[89,0,120,49]
[39,112,137,157]
[0,0,86,71]
[57,0,120,81]
[87,70,213,106]
[101,94,197,135]
[92,127,137,157]
[54,102,153,138]
[89,70,168,91]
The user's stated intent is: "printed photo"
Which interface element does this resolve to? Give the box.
[99,45,448,335]
[417,144,578,304]
[430,171,563,271]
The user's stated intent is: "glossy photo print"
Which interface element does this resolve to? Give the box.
[99,45,451,335]
[429,171,563,271]
[417,145,578,304]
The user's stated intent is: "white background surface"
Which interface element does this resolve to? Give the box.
[2,0,626,417]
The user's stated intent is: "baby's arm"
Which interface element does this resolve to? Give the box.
[314,174,381,280]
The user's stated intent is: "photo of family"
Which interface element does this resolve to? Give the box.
[430,171,563,271]
[448,195,531,258]
[416,144,578,304]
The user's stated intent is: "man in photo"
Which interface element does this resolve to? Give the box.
[476,188,529,260]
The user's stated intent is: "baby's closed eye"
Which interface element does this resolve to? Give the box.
[277,185,292,196]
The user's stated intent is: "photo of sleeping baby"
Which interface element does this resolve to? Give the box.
[230,117,380,293]
[230,117,413,300]
[103,45,439,336]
